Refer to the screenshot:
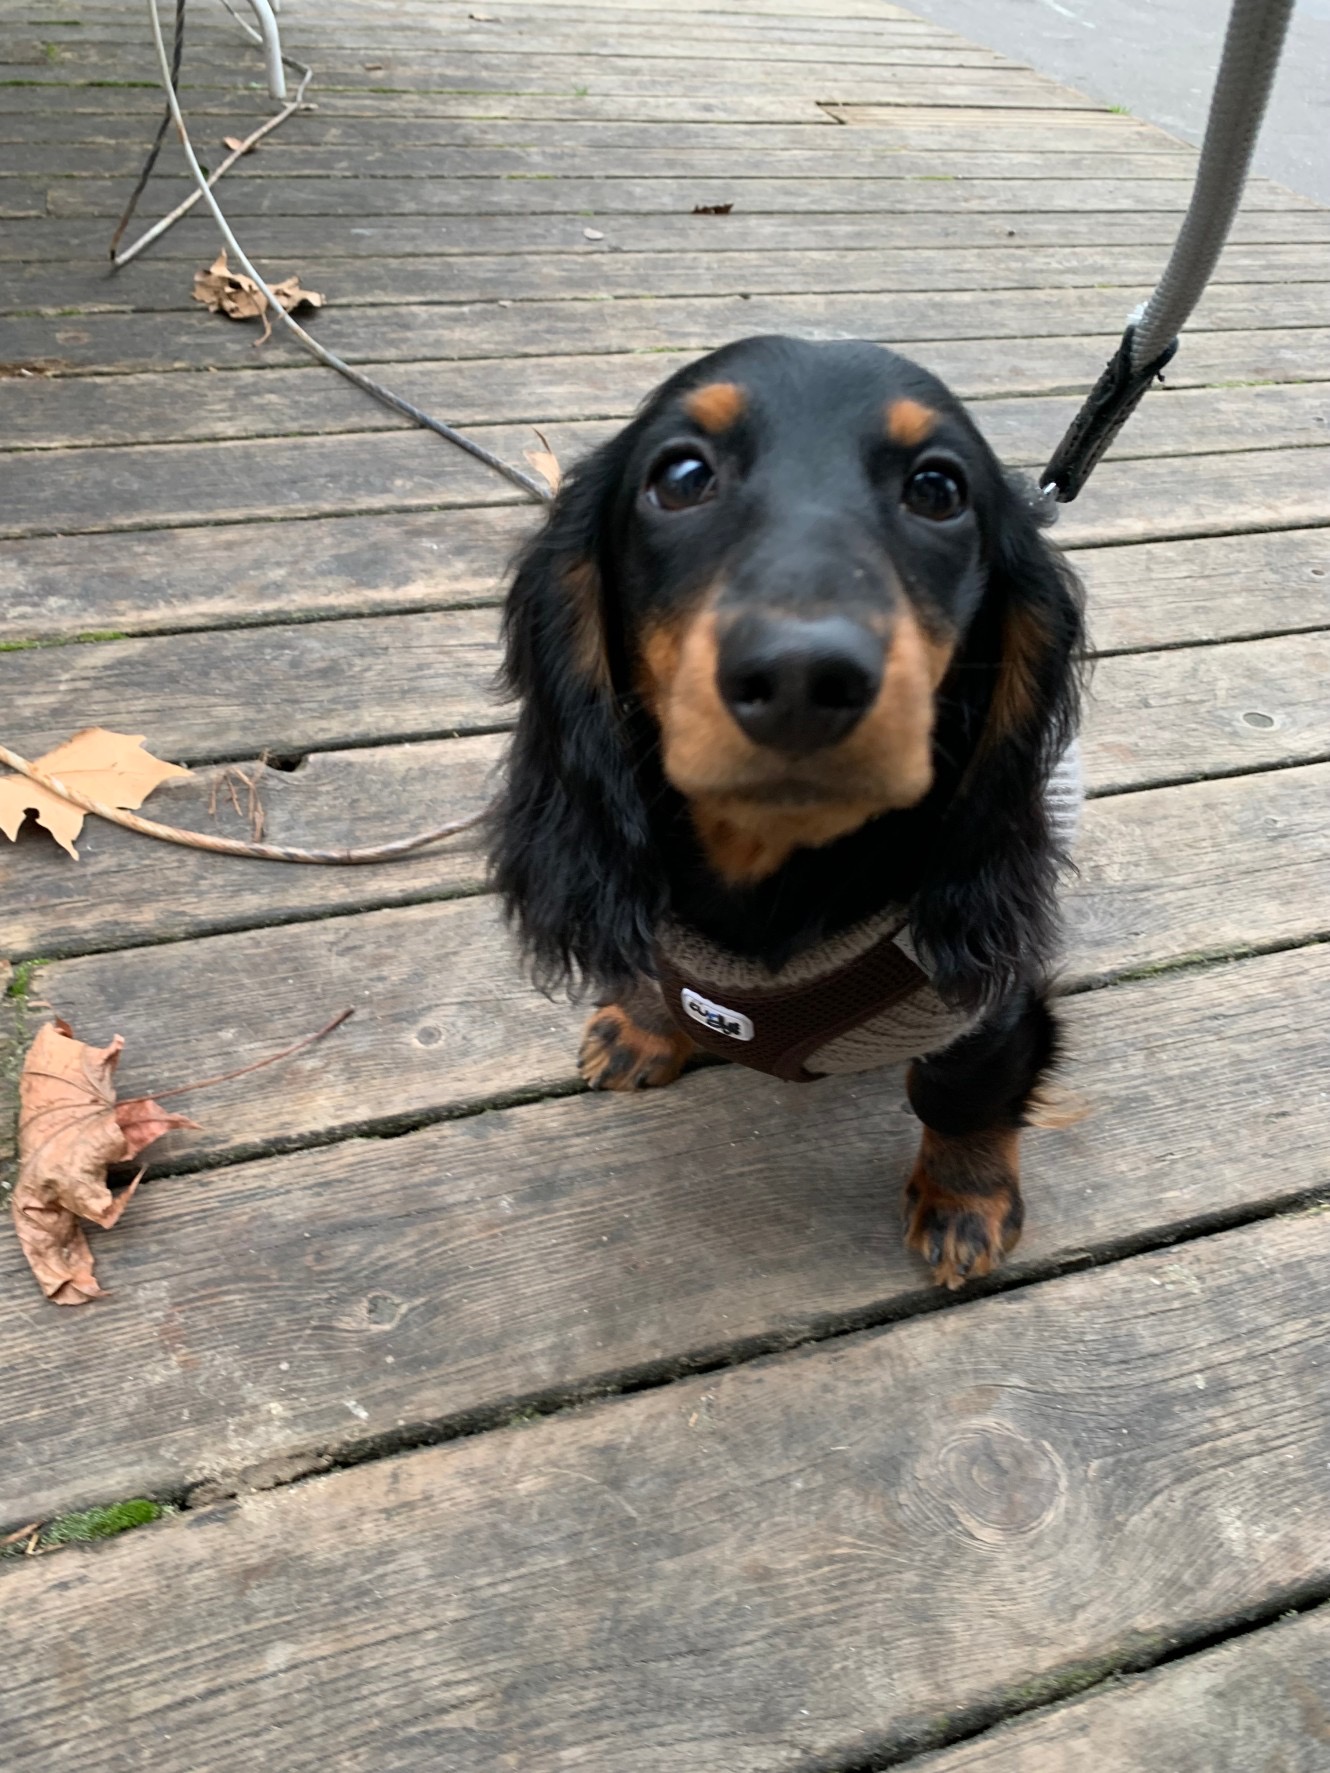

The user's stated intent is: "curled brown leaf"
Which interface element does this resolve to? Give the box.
[14,1020,198,1305]
[192,249,326,345]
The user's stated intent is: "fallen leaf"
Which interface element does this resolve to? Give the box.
[583,227,605,240]
[692,202,734,215]
[192,249,325,345]
[221,133,255,154]
[0,727,188,860]
[14,1020,199,1305]
[523,426,562,494]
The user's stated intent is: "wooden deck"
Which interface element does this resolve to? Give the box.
[2,0,1330,1765]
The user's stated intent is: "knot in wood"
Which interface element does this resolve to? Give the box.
[930,1421,1065,1547]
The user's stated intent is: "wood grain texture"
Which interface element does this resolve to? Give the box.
[9,205,1327,263]
[23,141,1221,182]
[4,1213,1330,1772]
[1068,761,1330,981]
[0,609,511,763]
[0,507,536,643]
[912,1605,1330,1772]
[11,273,1327,378]
[1,942,1327,1521]
[1086,632,1330,792]
[6,352,1327,459]
[2,604,1323,787]
[21,235,1319,323]
[0,114,1183,151]
[1081,528,1330,652]
[0,733,502,956]
[4,411,1328,540]
[3,503,1328,649]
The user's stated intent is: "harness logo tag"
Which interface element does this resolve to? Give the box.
[680,988,755,1043]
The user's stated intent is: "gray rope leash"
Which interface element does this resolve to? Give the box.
[1041,0,1295,503]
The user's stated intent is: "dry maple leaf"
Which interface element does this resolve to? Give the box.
[0,727,188,859]
[192,249,325,345]
[14,1020,199,1305]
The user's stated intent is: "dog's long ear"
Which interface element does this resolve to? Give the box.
[489,436,660,994]
[912,476,1085,1011]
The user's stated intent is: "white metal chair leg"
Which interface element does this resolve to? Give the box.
[244,0,287,99]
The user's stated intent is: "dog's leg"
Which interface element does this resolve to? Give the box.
[902,988,1057,1290]
[579,975,698,1091]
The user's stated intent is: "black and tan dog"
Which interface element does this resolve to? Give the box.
[490,335,1084,1289]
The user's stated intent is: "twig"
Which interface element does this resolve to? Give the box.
[1,1522,40,1548]
[112,65,314,269]
[139,0,552,505]
[139,1007,354,1100]
[0,741,489,865]
[107,0,186,258]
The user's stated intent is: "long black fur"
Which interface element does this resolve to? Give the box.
[489,434,663,993]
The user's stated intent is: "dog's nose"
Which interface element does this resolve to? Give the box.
[717,612,885,754]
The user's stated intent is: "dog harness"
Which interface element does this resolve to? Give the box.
[654,744,1083,1082]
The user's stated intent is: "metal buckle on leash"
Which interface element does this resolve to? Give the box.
[1039,324,1180,505]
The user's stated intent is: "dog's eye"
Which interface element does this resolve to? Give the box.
[903,467,967,521]
[646,453,717,511]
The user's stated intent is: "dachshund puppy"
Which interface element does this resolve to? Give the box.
[490,335,1083,1289]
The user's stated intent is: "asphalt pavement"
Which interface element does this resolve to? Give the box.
[903,0,1329,204]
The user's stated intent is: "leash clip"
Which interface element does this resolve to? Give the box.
[1040,324,1179,504]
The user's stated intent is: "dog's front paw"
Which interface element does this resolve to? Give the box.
[579,1004,694,1092]
[903,1128,1024,1290]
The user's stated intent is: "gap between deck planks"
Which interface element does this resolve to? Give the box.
[908,1604,1330,1772]
[2,1211,1330,1773]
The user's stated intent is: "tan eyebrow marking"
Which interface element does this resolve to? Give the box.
[683,381,747,434]
[886,397,937,447]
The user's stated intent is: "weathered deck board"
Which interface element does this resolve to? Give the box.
[913,1606,1330,1772]
[1,943,1326,1522]
[2,510,1326,648]
[4,1213,1330,1773]
[16,241,1330,323]
[5,423,1327,543]
[7,296,1325,385]
[1,608,1323,790]
[6,362,1326,460]
[9,206,1328,263]
[10,240,1326,326]
[7,144,1220,183]
[27,169,1323,222]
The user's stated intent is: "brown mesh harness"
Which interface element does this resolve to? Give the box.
[653,926,930,1083]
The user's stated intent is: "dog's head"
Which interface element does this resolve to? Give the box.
[492,336,1082,1004]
